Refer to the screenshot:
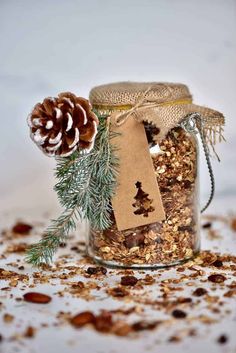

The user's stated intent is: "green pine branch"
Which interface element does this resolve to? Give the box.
[26,112,119,266]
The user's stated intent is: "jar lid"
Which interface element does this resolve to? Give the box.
[89,81,225,144]
[89,81,192,107]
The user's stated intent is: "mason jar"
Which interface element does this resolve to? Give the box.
[86,81,224,269]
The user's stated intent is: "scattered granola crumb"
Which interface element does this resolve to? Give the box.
[24,326,36,338]
[3,313,14,323]
[108,287,129,297]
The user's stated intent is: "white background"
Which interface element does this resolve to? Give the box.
[0,0,235,212]
[0,2,236,353]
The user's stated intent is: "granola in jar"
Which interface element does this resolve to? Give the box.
[88,126,200,268]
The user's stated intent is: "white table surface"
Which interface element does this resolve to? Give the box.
[0,195,235,353]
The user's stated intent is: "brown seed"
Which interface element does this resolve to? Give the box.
[217,334,228,344]
[70,311,95,328]
[12,222,33,235]
[208,274,226,283]
[172,309,187,319]
[23,292,52,304]
[193,288,208,297]
[121,276,138,286]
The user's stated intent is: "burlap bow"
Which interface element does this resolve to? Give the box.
[89,81,225,147]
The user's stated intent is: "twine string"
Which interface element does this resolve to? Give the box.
[115,84,192,126]
[115,86,153,125]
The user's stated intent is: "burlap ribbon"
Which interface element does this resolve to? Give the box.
[89,81,225,147]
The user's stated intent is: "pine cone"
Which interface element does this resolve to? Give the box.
[28,92,99,157]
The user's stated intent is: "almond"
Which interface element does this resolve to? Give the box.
[70,311,95,328]
[23,292,51,304]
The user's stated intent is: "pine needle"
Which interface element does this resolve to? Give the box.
[26,112,119,266]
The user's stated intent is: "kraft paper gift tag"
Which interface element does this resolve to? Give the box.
[110,112,166,231]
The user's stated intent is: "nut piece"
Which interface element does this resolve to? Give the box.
[23,292,52,304]
[70,311,95,328]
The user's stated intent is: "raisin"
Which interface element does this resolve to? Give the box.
[172,309,187,319]
[86,267,107,275]
[202,222,212,229]
[12,222,33,235]
[121,276,138,286]
[208,274,226,283]
[193,288,208,296]
[217,334,228,344]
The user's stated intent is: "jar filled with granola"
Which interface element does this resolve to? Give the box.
[87,82,225,269]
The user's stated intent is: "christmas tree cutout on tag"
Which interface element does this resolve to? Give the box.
[110,113,166,231]
[133,181,155,217]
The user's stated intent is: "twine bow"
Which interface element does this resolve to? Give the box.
[114,85,192,126]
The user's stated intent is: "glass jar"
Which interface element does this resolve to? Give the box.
[87,123,200,268]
